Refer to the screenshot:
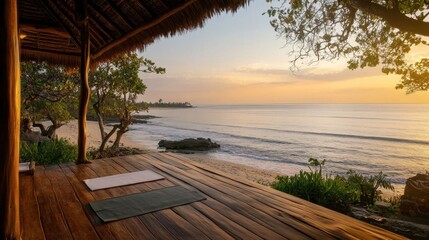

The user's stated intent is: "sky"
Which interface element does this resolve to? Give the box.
[138,1,429,105]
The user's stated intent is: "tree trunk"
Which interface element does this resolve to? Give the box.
[32,122,48,136]
[32,122,60,139]
[22,118,32,133]
[76,0,91,164]
[46,126,57,139]
[99,125,118,153]
[112,114,131,150]
[112,129,126,149]
[0,0,21,238]
[93,102,106,140]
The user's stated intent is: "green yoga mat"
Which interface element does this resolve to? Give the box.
[90,185,206,222]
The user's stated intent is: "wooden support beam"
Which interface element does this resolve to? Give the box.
[21,47,80,57]
[93,0,198,59]
[76,0,91,164]
[19,23,70,38]
[0,0,21,238]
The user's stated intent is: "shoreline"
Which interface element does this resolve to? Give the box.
[56,120,144,150]
[56,120,278,184]
[56,120,403,197]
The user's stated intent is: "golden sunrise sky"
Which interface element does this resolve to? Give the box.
[139,1,429,104]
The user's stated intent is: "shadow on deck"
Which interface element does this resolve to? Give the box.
[19,152,405,239]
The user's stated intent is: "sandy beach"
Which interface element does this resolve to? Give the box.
[56,120,143,149]
[56,120,278,185]
[55,120,403,196]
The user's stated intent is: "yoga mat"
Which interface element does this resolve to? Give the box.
[90,185,206,222]
[19,162,30,172]
[84,170,164,191]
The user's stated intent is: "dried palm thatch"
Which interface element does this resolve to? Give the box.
[19,0,251,66]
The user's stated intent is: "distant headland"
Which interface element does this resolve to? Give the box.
[144,99,193,108]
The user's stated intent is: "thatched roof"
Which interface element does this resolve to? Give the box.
[19,0,250,66]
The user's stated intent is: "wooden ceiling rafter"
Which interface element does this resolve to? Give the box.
[93,0,198,59]
[21,46,80,56]
[37,0,80,47]
[156,0,170,11]
[104,0,135,29]
[87,12,115,42]
[88,2,124,35]
[23,37,74,48]
[132,1,154,19]
[88,27,103,50]
[20,23,70,38]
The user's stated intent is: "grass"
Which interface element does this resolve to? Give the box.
[20,138,79,165]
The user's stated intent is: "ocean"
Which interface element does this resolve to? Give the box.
[128,104,429,189]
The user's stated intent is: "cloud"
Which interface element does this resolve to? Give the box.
[235,63,292,76]
[234,62,386,82]
[294,66,385,81]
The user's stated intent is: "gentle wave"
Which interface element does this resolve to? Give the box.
[198,123,429,146]
[133,123,295,146]
[311,115,425,123]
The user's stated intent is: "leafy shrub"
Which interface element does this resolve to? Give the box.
[271,158,357,213]
[271,158,395,213]
[20,141,38,162]
[20,138,78,165]
[346,170,394,206]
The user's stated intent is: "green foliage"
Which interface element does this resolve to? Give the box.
[271,158,395,213]
[271,158,357,213]
[21,61,79,136]
[265,0,429,93]
[20,138,79,165]
[90,52,165,151]
[20,141,38,163]
[347,170,394,206]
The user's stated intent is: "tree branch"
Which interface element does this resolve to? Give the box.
[350,0,429,36]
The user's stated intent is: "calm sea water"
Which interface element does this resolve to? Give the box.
[128,104,429,187]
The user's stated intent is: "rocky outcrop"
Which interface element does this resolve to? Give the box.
[400,173,429,217]
[351,206,429,240]
[158,138,220,151]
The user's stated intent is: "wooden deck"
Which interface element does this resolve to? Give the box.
[19,152,405,239]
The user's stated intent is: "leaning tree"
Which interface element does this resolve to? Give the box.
[90,53,165,153]
[21,61,79,138]
[266,0,429,93]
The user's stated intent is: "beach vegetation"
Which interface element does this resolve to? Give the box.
[271,158,395,213]
[271,158,356,212]
[20,138,80,165]
[90,52,165,153]
[347,170,394,205]
[265,0,429,94]
[21,61,79,139]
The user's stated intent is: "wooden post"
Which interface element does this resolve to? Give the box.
[76,0,91,164]
[0,0,21,238]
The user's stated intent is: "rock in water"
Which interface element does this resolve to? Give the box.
[400,173,429,216]
[158,138,220,151]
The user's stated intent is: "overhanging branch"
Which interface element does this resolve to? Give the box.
[350,0,429,36]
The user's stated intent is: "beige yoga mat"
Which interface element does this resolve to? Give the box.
[84,170,165,191]
[19,162,31,172]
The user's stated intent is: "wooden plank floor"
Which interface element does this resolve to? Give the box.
[19,152,406,240]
